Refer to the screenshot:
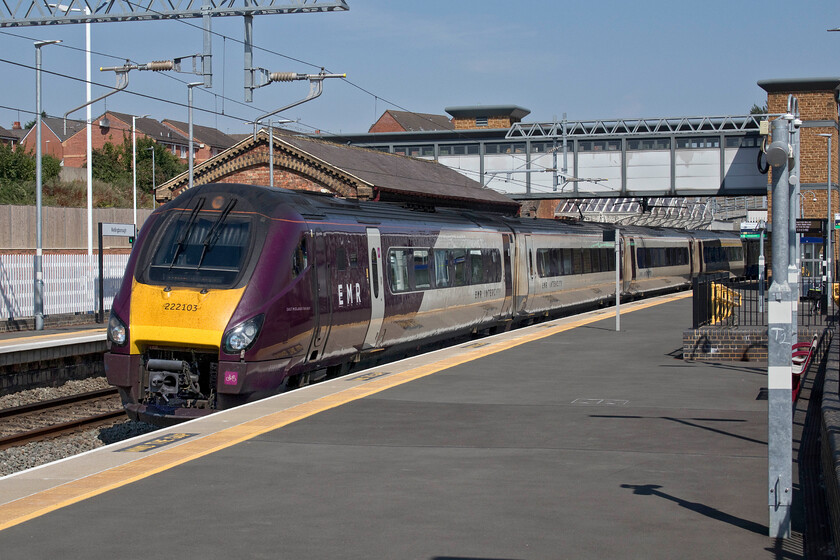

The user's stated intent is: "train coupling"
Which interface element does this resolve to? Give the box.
[146,358,201,403]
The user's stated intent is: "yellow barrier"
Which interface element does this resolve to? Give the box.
[834,283,839,307]
[711,283,741,325]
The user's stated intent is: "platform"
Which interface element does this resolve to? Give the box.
[0,293,802,559]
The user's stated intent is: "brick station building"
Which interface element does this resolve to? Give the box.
[758,77,840,269]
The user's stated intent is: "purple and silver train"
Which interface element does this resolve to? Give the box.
[104,183,745,425]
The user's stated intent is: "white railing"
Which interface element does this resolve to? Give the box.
[0,254,130,321]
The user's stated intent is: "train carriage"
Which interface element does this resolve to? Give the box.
[105,183,746,425]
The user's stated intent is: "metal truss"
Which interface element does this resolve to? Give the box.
[0,0,349,27]
[507,114,775,140]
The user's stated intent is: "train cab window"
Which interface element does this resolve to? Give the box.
[371,249,379,298]
[414,249,431,289]
[292,237,308,278]
[434,250,451,288]
[349,251,359,268]
[452,249,467,287]
[389,249,411,292]
[336,246,347,271]
[470,250,484,284]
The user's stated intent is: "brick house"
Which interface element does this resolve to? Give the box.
[368,110,454,133]
[156,129,519,214]
[18,117,86,162]
[0,123,25,149]
[59,111,190,168]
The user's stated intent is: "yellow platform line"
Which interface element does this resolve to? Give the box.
[0,291,689,531]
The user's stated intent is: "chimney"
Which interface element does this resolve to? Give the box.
[12,122,21,130]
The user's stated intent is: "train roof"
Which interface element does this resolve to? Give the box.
[162,184,743,241]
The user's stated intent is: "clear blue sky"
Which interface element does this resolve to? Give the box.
[1,0,840,137]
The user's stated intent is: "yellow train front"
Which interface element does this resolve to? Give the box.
[104,184,316,426]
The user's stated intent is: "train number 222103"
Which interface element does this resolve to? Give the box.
[163,303,199,312]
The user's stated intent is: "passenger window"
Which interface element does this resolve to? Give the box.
[388,249,411,292]
[434,250,451,288]
[452,249,467,286]
[371,249,379,298]
[414,249,431,289]
[470,250,484,284]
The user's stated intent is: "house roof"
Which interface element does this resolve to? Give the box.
[162,119,238,149]
[158,130,519,214]
[21,117,87,143]
[375,110,454,132]
[0,125,19,141]
[106,112,189,144]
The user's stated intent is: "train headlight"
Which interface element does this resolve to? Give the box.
[223,314,265,354]
[107,312,128,346]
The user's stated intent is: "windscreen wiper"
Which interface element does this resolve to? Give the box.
[168,197,205,270]
[196,198,237,269]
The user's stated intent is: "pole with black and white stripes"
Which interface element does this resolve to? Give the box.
[765,107,796,539]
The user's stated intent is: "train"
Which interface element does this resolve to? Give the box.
[104,183,745,426]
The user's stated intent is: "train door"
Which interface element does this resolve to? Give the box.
[628,237,637,281]
[362,228,385,349]
[688,239,695,276]
[501,233,513,316]
[306,231,332,363]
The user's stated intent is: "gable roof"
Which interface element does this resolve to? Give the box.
[105,111,189,144]
[158,130,518,214]
[371,110,454,132]
[162,119,238,150]
[20,117,87,143]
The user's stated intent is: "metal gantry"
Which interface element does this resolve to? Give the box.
[0,0,349,26]
[507,114,771,139]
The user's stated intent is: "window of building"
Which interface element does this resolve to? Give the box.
[476,117,489,127]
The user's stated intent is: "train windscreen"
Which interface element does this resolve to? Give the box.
[147,207,253,288]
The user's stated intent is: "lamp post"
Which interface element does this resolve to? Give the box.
[146,146,156,192]
[34,39,62,331]
[132,114,150,227]
[187,82,203,191]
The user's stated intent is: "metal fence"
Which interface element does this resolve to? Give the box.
[0,253,129,321]
[692,274,836,328]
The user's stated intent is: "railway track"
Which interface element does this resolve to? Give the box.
[0,387,125,451]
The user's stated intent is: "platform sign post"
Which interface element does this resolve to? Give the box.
[97,223,135,323]
[765,109,796,539]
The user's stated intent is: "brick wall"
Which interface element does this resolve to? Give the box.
[369,112,404,133]
[765,88,839,263]
[452,116,515,129]
[683,327,825,361]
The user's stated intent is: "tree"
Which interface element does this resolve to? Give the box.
[91,136,185,193]
[750,103,768,115]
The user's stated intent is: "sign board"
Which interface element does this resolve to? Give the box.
[101,223,135,237]
[795,219,825,235]
[835,213,840,230]
[740,221,762,239]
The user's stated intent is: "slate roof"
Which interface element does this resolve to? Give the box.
[163,119,238,149]
[106,112,189,144]
[158,130,519,214]
[373,110,454,132]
